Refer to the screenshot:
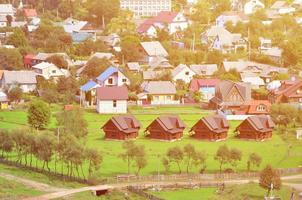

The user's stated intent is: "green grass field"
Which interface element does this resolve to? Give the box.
[0,176,45,199]
[149,183,298,200]
[0,105,302,177]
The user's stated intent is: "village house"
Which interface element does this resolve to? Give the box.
[209,80,252,111]
[0,70,37,93]
[245,100,271,115]
[172,64,196,84]
[28,52,73,68]
[262,47,283,65]
[138,81,179,105]
[241,73,265,89]
[244,0,265,15]
[270,1,295,15]
[101,115,141,140]
[0,91,8,109]
[80,80,100,107]
[201,26,247,53]
[149,56,173,70]
[0,15,8,27]
[268,80,302,104]
[190,115,229,141]
[23,8,37,20]
[235,115,275,140]
[144,115,186,141]
[216,11,249,27]
[0,4,15,18]
[137,11,188,36]
[189,79,219,102]
[32,62,70,80]
[96,66,130,87]
[189,64,218,77]
[96,86,128,114]
[140,41,169,64]
[126,62,141,72]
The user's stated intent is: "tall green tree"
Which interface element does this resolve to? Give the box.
[27,100,51,130]
[259,165,282,197]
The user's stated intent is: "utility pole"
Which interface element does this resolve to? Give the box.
[248,27,251,61]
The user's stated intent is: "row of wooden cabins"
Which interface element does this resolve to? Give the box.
[101,115,275,141]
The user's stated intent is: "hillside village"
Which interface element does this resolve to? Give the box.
[0,0,302,199]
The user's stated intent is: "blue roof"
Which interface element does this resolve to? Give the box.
[96,66,119,82]
[71,32,93,43]
[80,80,98,92]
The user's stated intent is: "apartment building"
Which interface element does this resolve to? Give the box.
[120,0,171,17]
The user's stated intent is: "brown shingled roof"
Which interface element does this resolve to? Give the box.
[190,115,229,133]
[146,115,186,134]
[102,115,141,134]
[239,115,275,132]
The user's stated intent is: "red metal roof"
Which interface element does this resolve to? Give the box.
[137,19,154,33]
[96,86,128,100]
[24,9,37,18]
[246,100,271,115]
[153,11,178,23]
[189,79,219,92]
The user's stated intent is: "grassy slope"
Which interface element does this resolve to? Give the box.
[0,106,302,177]
[149,183,297,200]
[0,176,44,199]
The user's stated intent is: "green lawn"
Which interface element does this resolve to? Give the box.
[0,176,45,199]
[149,183,298,200]
[0,105,302,177]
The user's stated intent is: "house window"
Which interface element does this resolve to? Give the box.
[257,104,266,111]
[185,71,189,75]
[108,78,113,84]
[52,70,56,73]
[154,96,159,101]
[167,95,172,100]
[122,78,127,83]
[113,100,117,107]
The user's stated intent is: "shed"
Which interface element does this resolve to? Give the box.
[144,116,185,141]
[235,115,275,141]
[102,115,141,140]
[190,115,229,141]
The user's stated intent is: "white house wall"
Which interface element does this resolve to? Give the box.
[96,100,127,113]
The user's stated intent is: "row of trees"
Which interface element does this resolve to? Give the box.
[0,129,101,179]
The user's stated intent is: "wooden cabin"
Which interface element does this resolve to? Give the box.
[144,116,185,141]
[101,115,140,140]
[189,115,229,141]
[235,115,275,141]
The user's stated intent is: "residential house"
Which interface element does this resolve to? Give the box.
[140,41,169,64]
[209,80,252,110]
[190,64,218,77]
[271,1,295,15]
[80,80,100,107]
[189,115,229,141]
[101,115,141,140]
[259,37,272,51]
[172,64,196,84]
[138,11,188,36]
[0,4,15,17]
[137,19,157,38]
[189,79,220,102]
[235,115,275,140]
[96,66,130,87]
[32,62,70,80]
[23,8,37,20]
[0,91,8,109]
[244,0,265,15]
[142,70,163,81]
[245,100,271,115]
[31,52,73,67]
[262,47,283,65]
[268,80,302,104]
[96,86,128,114]
[149,56,173,70]
[0,15,8,27]
[126,62,141,72]
[120,0,171,17]
[138,81,179,105]
[216,11,249,27]
[144,115,185,141]
[241,73,265,89]
[0,70,37,93]
[201,26,247,53]
[98,34,120,48]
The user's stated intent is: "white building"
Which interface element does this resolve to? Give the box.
[244,0,265,15]
[32,62,69,80]
[120,0,171,17]
[172,64,196,84]
[96,66,130,87]
[96,86,128,114]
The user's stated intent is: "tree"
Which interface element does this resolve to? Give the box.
[192,151,207,173]
[259,165,281,197]
[0,129,14,158]
[166,146,183,174]
[191,0,211,24]
[7,86,23,103]
[120,35,142,62]
[85,148,102,177]
[56,107,88,139]
[162,157,170,173]
[27,100,51,130]
[270,104,299,126]
[0,48,23,70]
[134,146,147,175]
[229,148,242,170]
[82,57,111,78]
[120,141,140,174]
[247,153,262,172]
[6,15,13,26]
[183,144,196,173]
[106,10,136,35]
[214,144,230,173]
[46,55,68,69]
[7,28,28,48]
[35,132,55,171]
